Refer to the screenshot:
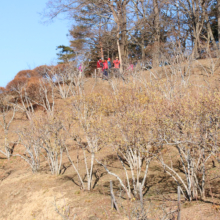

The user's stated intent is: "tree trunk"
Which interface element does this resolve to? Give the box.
[117,29,123,74]
[153,0,160,67]
[142,38,145,60]
[218,0,220,50]
[205,14,218,53]
[99,26,104,60]
[191,0,206,59]
[108,0,126,73]
[192,0,199,59]
[119,1,127,66]
[177,1,181,48]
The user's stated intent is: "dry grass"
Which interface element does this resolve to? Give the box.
[1,58,220,219]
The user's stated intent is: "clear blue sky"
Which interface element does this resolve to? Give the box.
[0,0,70,87]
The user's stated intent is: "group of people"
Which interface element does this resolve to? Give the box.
[97,57,120,79]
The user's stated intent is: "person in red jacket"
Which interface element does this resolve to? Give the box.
[113,57,120,69]
[97,58,103,77]
[102,60,108,79]
[113,57,120,77]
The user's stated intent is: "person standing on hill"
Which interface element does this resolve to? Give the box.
[78,64,83,72]
[78,63,84,78]
[97,58,103,77]
[102,60,108,79]
[107,58,112,77]
[113,57,120,69]
[113,57,120,77]
[107,58,111,69]
[127,60,134,74]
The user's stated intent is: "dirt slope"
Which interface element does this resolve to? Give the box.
[1,59,220,219]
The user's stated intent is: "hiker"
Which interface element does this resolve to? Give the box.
[113,57,120,77]
[78,64,83,78]
[97,58,103,77]
[113,57,120,69]
[107,58,111,69]
[107,58,112,77]
[127,62,134,74]
[102,60,108,79]
[78,64,83,72]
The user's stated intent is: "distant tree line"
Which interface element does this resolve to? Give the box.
[44,0,220,68]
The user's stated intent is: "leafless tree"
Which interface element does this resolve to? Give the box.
[67,97,104,190]
[37,116,65,175]
[14,126,41,173]
[0,97,17,158]
[157,99,219,201]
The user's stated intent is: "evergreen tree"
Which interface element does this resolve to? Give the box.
[56,45,76,64]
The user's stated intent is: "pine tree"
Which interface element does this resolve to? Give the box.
[56,45,76,64]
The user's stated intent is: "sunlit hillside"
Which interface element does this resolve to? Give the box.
[0,57,220,220]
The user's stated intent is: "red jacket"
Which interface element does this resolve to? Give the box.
[103,62,108,70]
[97,60,102,68]
[113,60,120,68]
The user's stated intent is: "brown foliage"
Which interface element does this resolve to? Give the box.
[6,69,42,92]
[6,68,45,99]
[6,77,29,91]
[0,87,5,94]
[26,77,41,100]
[52,63,69,74]
[14,70,40,79]
[33,65,53,78]
[6,62,79,100]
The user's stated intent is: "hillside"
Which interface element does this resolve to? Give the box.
[1,59,220,220]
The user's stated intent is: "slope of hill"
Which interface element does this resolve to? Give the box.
[1,59,220,220]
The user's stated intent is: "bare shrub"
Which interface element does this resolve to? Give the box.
[0,97,17,158]
[6,77,28,92]
[196,51,220,76]
[65,95,105,190]
[14,125,41,173]
[155,91,220,201]
[37,115,66,175]
[94,89,158,199]
[49,62,84,99]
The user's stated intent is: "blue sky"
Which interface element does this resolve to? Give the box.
[0,0,71,87]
